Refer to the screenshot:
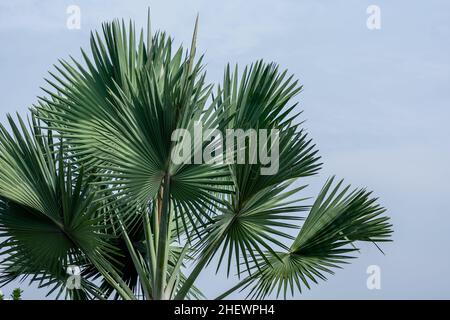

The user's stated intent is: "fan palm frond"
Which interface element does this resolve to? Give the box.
[0,115,122,299]
[217,176,392,299]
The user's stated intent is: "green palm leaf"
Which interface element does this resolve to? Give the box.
[0,116,121,299]
[218,176,392,299]
[190,62,321,275]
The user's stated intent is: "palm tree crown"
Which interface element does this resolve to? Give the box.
[0,13,392,300]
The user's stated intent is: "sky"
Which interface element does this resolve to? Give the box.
[0,0,449,299]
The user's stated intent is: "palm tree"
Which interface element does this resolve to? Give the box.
[0,13,392,300]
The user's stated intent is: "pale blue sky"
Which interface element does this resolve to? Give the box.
[1,0,449,299]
